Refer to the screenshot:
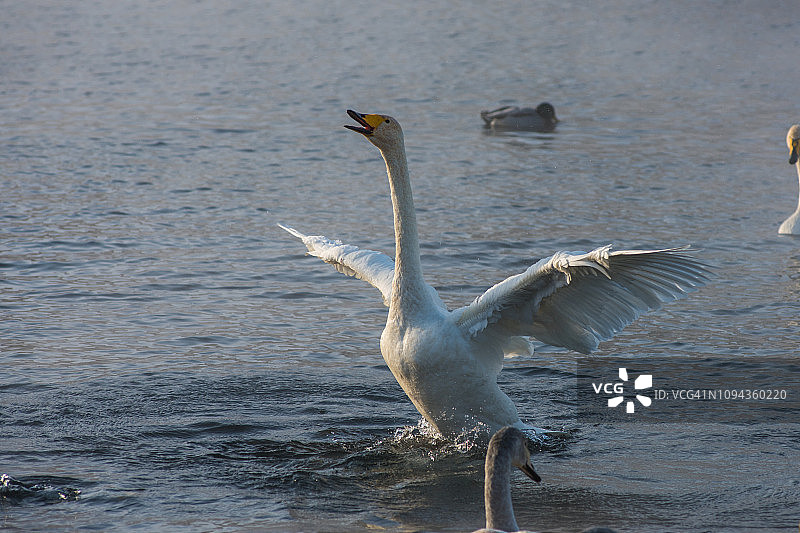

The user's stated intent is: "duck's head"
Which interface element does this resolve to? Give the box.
[787,124,800,165]
[488,427,541,483]
[345,109,404,150]
[536,102,559,123]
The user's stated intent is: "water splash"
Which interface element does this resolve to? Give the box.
[0,474,81,504]
[385,419,488,455]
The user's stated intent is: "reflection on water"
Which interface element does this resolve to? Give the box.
[2,0,799,531]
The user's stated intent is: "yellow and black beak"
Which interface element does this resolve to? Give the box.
[345,109,385,136]
[790,139,798,165]
[520,461,541,483]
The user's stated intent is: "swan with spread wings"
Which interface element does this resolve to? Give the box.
[280,110,708,440]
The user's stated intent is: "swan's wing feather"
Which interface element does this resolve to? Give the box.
[454,246,709,354]
[279,224,394,306]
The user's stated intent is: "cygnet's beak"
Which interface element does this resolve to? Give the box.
[345,109,384,137]
[520,461,541,483]
[790,140,798,165]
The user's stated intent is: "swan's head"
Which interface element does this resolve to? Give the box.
[536,102,559,123]
[787,124,800,165]
[487,427,541,483]
[345,109,404,151]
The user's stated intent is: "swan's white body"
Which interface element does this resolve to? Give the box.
[779,124,800,235]
[280,110,708,440]
[480,103,558,131]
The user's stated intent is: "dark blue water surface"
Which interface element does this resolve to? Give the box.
[2,1,799,531]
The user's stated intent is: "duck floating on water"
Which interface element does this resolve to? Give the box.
[480,103,559,131]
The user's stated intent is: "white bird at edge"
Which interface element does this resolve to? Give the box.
[279,109,709,441]
[779,124,800,235]
[473,427,618,533]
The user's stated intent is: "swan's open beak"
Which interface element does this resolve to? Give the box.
[345,109,384,137]
[790,140,798,165]
[520,462,541,483]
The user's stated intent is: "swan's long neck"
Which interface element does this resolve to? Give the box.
[380,142,428,312]
[484,445,519,532]
[794,161,800,212]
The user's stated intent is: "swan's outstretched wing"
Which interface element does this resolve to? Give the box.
[453,246,709,354]
[279,224,395,306]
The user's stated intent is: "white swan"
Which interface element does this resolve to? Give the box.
[480,103,559,131]
[473,426,540,533]
[280,109,708,440]
[779,124,800,235]
[473,427,619,533]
